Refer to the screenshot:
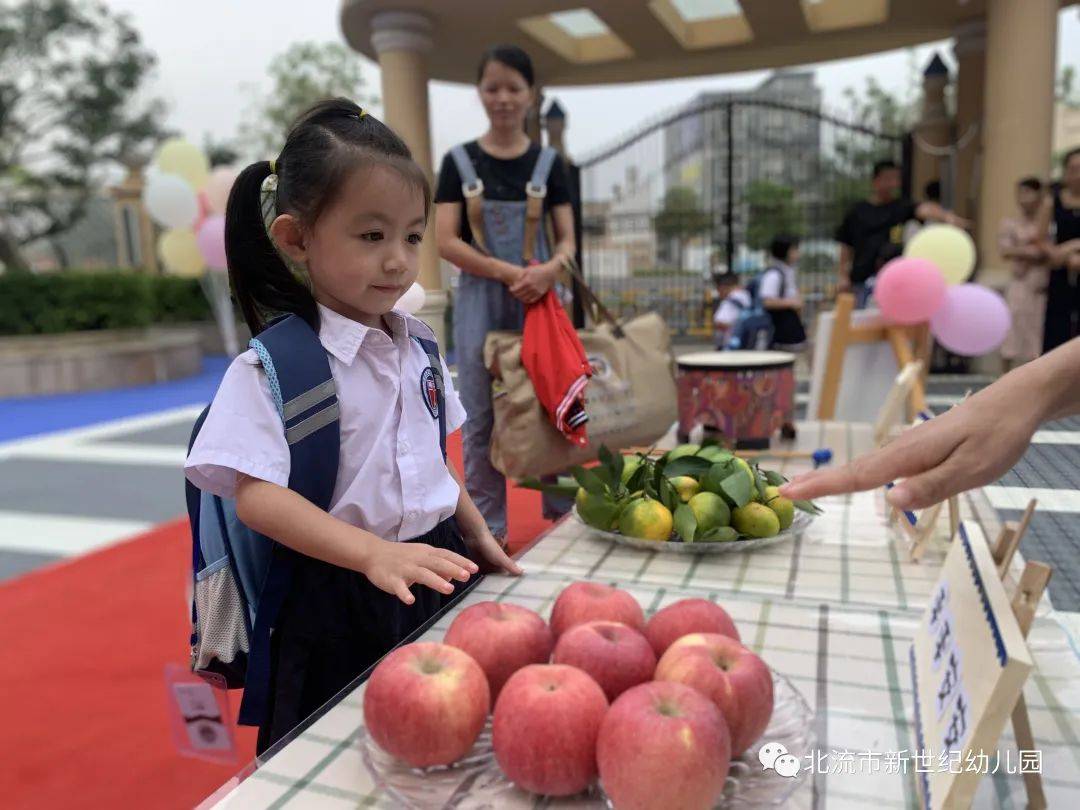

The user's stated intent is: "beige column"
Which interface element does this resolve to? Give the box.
[952,20,985,222]
[977,0,1057,286]
[371,10,447,346]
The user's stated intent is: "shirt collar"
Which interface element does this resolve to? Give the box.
[316,303,411,364]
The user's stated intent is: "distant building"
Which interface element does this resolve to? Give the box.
[582,165,657,279]
[662,70,823,262]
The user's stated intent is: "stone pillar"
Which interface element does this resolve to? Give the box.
[370,10,447,346]
[911,54,952,206]
[952,20,986,222]
[109,164,159,273]
[977,0,1057,286]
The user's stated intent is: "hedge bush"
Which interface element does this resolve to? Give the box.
[0,270,213,336]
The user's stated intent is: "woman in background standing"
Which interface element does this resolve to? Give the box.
[999,176,1050,370]
[435,45,576,543]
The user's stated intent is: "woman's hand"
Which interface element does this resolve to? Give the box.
[360,538,478,605]
[463,526,524,576]
[509,261,559,304]
[780,371,1043,510]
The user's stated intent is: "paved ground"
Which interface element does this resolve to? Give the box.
[2,360,1078,614]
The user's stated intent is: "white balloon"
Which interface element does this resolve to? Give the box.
[396,282,426,315]
[143,172,198,229]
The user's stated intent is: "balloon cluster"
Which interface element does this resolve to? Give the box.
[143,139,236,277]
[873,224,1010,357]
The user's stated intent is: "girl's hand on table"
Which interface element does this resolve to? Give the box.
[781,363,1052,510]
[361,539,479,605]
[464,527,524,576]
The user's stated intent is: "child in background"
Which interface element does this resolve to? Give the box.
[185,99,519,753]
[759,235,807,352]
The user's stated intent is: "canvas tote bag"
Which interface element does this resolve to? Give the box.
[483,263,678,479]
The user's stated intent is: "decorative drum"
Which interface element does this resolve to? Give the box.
[675,351,796,449]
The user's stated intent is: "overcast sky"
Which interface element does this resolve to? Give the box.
[106,1,1080,164]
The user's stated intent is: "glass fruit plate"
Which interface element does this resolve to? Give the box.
[359,670,815,809]
[572,507,815,554]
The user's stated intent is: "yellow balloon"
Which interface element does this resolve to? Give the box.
[159,228,204,277]
[155,138,210,191]
[903,224,976,285]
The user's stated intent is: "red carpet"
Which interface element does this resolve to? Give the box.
[0,432,551,810]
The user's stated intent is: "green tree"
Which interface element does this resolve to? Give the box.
[654,186,709,270]
[0,0,169,272]
[239,42,379,159]
[743,181,804,250]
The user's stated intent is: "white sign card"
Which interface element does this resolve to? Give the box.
[910,521,1033,809]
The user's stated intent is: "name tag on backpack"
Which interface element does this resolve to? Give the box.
[164,664,237,764]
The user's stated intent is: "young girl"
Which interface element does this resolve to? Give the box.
[184,99,520,753]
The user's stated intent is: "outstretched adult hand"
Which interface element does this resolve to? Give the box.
[781,339,1080,509]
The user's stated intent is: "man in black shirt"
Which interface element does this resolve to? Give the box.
[836,160,967,305]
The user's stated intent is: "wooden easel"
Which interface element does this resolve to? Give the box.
[891,489,961,562]
[817,293,932,420]
[874,361,924,447]
[1003,557,1052,810]
[990,499,1038,579]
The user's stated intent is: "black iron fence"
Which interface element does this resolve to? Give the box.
[576,97,905,339]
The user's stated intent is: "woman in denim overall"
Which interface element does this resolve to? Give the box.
[435,45,576,541]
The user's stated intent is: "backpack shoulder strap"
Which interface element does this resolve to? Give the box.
[450,144,489,256]
[406,316,447,461]
[239,313,339,727]
[523,146,560,264]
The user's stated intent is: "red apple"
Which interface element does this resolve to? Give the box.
[444,601,554,698]
[492,664,609,796]
[654,633,774,756]
[549,581,645,638]
[363,642,489,768]
[597,681,731,810]
[645,598,741,657]
[552,621,656,701]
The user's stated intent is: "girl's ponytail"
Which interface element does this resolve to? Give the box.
[224,160,318,336]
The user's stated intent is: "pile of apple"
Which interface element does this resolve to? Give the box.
[363,582,776,809]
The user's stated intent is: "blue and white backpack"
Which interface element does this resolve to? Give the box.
[722,271,776,351]
[186,313,446,726]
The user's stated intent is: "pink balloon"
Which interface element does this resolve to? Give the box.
[930,284,1011,356]
[874,257,947,324]
[196,215,227,271]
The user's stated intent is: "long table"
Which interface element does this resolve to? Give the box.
[206,423,1080,809]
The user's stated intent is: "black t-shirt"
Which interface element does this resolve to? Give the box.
[835,198,918,283]
[435,141,571,245]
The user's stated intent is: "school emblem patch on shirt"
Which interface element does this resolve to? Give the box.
[421,367,440,418]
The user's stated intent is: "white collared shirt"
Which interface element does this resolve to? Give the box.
[185,304,467,542]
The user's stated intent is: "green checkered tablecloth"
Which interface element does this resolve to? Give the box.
[208,423,1080,809]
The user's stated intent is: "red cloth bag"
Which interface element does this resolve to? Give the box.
[520,290,592,446]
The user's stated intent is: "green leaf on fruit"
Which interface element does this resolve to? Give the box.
[754,467,770,502]
[720,471,753,509]
[658,477,679,512]
[794,499,824,515]
[518,477,581,497]
[626,463,651,493]
[573,467,608,496]
[701,460,737,494]
[662,456,713,479]
[763,470,788,486]
[610,452,624,483]
[699,526,739,542]
[674,504,697,542]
